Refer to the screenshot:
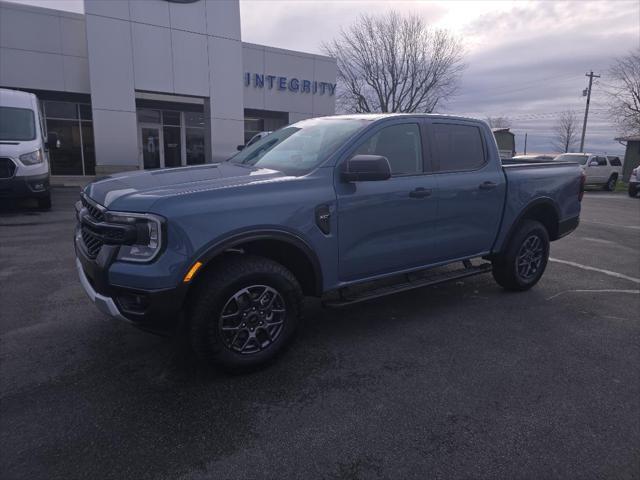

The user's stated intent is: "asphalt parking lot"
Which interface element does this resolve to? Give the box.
[1,188,639,480]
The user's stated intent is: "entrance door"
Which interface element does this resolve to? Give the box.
[139,125,163,169]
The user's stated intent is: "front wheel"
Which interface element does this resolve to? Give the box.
[188,255,303,371]
[629,184,638,198]
[492,220,550,291]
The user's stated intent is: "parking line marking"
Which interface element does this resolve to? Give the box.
[581,237,616,245]
[549,257,640,284]
[581,220,640,230]
[547,289,640,300]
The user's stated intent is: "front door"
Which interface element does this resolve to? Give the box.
[335,120,439,282]
[139,125,163,169]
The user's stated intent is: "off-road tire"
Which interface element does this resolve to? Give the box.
[492,219,550,291]
[188,255,302,371]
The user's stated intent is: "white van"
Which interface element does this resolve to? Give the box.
[0,88,53,208]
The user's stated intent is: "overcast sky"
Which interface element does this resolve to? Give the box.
[7,0,640,154]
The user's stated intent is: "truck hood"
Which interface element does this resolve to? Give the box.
[84,162,291,211]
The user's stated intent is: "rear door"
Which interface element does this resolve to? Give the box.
[426,120,506,261]
[335,118,439,281]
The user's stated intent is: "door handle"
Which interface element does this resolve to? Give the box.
[409,187,432,198]
[479,181,497,190]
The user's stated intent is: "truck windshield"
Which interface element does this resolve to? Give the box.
[0,107,36,141]
[229,117,369,175]
[555,154,588,165]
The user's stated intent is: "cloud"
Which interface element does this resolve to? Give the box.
[7,0,639,154]
[245,0,639,155]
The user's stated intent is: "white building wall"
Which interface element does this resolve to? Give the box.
[0,2,90,93]
[0,0,336,174]
[84,0,245,172]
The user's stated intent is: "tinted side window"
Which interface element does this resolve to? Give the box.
[355,123,422,175]
[432,124,485,172]
[609,156,622,166]
[597,156,607,166]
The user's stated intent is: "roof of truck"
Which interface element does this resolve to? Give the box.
[317,113,485,123]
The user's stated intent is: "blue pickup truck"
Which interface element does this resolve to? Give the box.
[75,114,584,369]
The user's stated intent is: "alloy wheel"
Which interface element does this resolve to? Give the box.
[218,285,286,355]
[516,234,544,281]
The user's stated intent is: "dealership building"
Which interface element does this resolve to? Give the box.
[0,0,337,176]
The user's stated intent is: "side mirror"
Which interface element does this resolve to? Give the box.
[237,145,244,151]
[47,132,60,150]
[588,160,598,167]
[342,154,391,182]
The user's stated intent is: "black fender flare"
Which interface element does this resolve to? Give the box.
[498,197,561,252]
[192,228,324,296]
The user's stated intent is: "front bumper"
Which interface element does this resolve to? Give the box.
[76,258,131,323]
[0,173,50,199]
[75,231,187,335]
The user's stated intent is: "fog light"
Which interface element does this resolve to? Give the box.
[32,183,44,191]
[117,292,150,313]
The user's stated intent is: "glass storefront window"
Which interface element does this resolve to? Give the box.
[186,128,205,165]
[45,101,77,120]
[137,109,161,124]
[163,110,181,126]
[47,119,83,175]
[81,123,96,175]
[136,106,207,168]
[43,101,95,176]
[79,104,92,121]
[163,126,181,167]
[185,112,205,127]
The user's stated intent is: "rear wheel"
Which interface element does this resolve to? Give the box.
[604,174,617,191]
[492,220,550,291]
[188,255,302,371]
[629,184,638,198]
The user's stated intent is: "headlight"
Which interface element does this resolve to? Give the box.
[19,149,43,165]
[104,211,164,262]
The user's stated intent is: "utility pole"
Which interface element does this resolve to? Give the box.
[579,71,600,152]
[524,133,528,154]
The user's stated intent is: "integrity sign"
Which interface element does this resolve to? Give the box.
[244,73,336,96]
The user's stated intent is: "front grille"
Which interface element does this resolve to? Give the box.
[81,195,105,222]
[80,195,106,259]
[81,228,103,258]
[0,158,16,179]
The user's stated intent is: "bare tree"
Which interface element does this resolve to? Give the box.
[552,110,579,153]
[605,49,640,135]
[486,116,511,129]
[322,11,465,113]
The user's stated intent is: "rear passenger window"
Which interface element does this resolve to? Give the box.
[432,124,485,172]
[355,123,422,175]
[597,156,607,166]
[609,156,622,166]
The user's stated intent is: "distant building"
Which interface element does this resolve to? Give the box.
[492,128,515,159]
[0,0,336,176]
[614,135,640,181]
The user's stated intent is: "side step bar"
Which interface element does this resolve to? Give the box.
[323,262,492,308]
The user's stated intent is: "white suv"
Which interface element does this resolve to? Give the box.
[555,153,622,191]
